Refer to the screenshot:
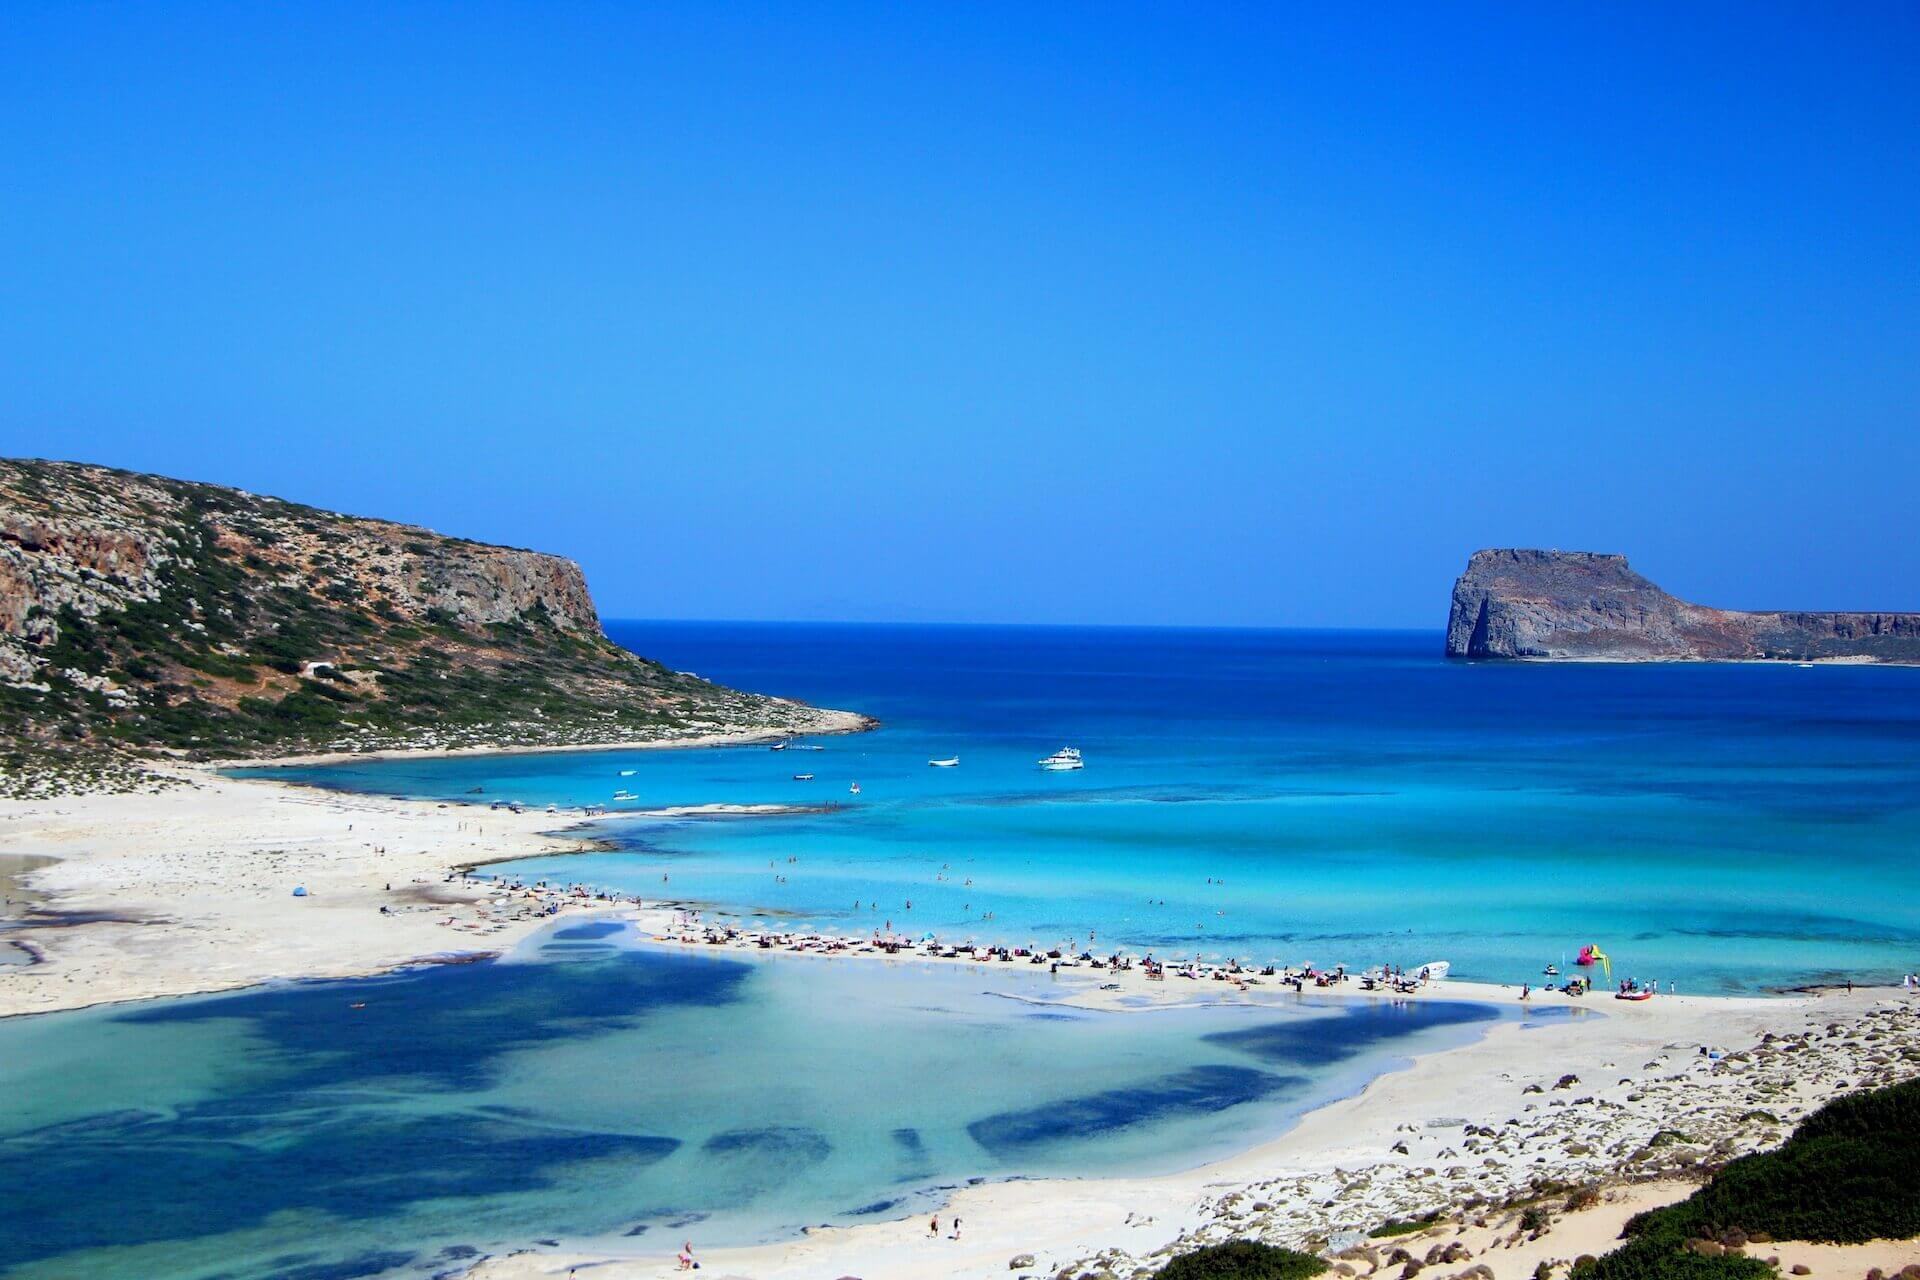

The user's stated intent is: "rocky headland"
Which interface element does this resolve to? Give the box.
[0,458,865,792]
[1446,550,1920,663]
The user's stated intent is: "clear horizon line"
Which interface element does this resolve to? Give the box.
[601,616,1445,635]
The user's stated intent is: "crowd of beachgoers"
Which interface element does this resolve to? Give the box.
[465,866,1433,985]
[462,867,1688,1010]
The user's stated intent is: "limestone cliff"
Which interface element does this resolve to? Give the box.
[1446,549,1920,663]
[0,458,860,761]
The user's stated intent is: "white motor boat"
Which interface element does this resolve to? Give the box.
[929,757,959,768]
[1417,961,1451,981]
[1038,747,1084,771]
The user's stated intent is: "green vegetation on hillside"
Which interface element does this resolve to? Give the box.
[1571,1077,1920,1280]
[1157,1242,1330,1280]
[0,459,839,785]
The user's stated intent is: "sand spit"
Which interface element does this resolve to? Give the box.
[218,706,874,769]
[0,766,620,1018]
[0,713,875,1019]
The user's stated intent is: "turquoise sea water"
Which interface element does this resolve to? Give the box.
[10,623,1913,1278]
[268,624,1920,993]
[0,922,1531,1279]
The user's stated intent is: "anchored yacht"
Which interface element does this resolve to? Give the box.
[1038,747,1084,771]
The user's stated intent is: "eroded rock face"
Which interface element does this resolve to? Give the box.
[413,548,599,632]
[1445,549,1920,663]
[0,459,604,687]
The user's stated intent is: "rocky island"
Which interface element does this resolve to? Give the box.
[1446,548,1920,664]
[0,458,863,792]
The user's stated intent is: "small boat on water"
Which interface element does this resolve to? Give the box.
[1039,747,1084,771]
[850,780,861,795]
[1417,960,1451,981]
[769,741,789,752]
[1544,964,1560,976]
[792,773,814,781]
[929,757,959,768]
[619,769,636,776]
[612,789,637,801]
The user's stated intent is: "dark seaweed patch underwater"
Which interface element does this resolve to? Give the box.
[0,934,1511,1280]
[0,947,746,1275]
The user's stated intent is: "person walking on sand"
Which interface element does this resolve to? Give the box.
[951,1216,962,1240]
[929,1215,939,1237]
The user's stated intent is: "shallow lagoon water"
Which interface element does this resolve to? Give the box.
[0,922,1528,1279]
[262,624,1920,991]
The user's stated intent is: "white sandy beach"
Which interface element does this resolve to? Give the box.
[0,764,609,1017]
[2,754,1915,1280]
[0,710,869,1019]
[463,966,1917,1280]
[227,708,874,769]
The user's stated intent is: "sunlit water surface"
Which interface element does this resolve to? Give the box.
[0,922,1538,1279]
[263,624,1920,993]
[15,623,1906,1277]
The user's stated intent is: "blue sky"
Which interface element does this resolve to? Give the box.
[3,3,1915,627]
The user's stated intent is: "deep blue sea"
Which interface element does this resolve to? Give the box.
[276,622,1920,993]
[7,622,1919,1279]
